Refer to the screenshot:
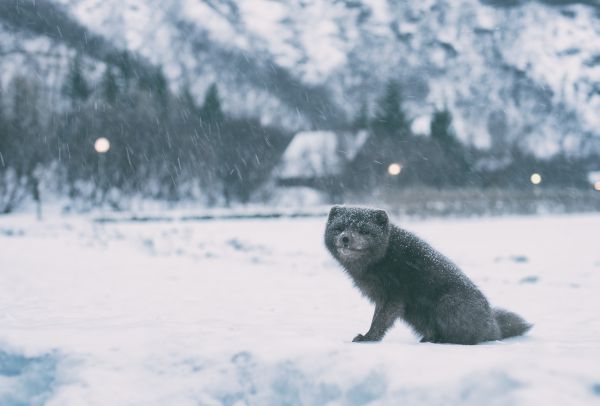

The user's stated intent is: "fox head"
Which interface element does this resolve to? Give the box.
[324,206,391,273]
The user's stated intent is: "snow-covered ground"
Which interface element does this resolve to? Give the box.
[1,212,600,405]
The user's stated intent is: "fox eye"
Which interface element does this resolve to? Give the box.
[333,225,344,233]
[358,227,370,235]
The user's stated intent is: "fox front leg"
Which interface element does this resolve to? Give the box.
[353,302,402,342]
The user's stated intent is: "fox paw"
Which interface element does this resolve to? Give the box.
[352,334,371,342]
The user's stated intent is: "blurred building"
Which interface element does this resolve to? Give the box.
[275,130,369,201]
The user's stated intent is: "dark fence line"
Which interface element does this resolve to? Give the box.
[94,210,330,224]
[379,187,600,218]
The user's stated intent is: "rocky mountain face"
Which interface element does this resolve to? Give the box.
[2,0,599,155]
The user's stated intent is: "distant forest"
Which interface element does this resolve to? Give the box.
[0,58,289,212]
[1,65,597,214]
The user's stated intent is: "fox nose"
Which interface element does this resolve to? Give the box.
[341,235,350,245]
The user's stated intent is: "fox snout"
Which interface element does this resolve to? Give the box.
[339,232,351,248]
[335,231,369,252]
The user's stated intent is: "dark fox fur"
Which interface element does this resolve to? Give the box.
[324,206,532,344]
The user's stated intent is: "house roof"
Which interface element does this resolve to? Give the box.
[588,171,600,183]
[277,130,369,178]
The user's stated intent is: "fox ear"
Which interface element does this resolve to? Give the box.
[328,205,342,220]
[373,209,388,226]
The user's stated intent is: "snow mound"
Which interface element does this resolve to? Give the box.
[0,350,60,406]
[206,352,520,406]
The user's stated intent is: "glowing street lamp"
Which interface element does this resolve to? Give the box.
[530,173,542,185]
[94,137,110,204]
[388,163,402,176]
[94,137,110,154]
[594,181,600,192]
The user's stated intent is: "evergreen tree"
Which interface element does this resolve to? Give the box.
[3,77,44,214]
[147,68,169,109]
[0,81,6,168]
[352,101,369,130]
[200,83,228,203]
[429,109,471,186]
[179,86,200,118]
[372,80,411,138]
[200,83,224,124]
[430,109,454,143]
[118,52,134,83]
[11,77,40,135]
[101,67,119,104]
[63,56,91,102]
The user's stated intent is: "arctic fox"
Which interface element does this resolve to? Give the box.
[324,206,532,344]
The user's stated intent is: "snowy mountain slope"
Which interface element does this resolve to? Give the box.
[0,0,164,86]
[314,0,600,152]
[50,0,600,153]
[1,0,598,150]
[1,213,600,404]
[0,0,344,130]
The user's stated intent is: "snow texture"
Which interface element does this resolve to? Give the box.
[1,213,600,405]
